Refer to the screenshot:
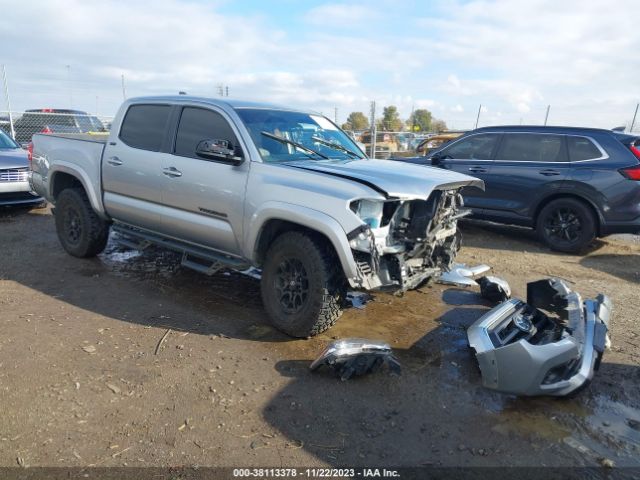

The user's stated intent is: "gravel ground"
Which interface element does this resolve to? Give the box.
[0,207,638,471]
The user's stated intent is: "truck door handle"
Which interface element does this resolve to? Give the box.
[163,167,182,178]
[468,167,487,173]
[107,156,123,166]
[539,169,561,176]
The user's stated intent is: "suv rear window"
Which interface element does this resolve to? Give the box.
[119,105,171,151]
[567,136,602,161]
[495,133,566,162]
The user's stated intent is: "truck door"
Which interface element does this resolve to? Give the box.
[433,133,500,210]
[102,104,173,232]
[161,106,250,256]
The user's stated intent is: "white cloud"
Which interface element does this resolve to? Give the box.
[305,3,378,26]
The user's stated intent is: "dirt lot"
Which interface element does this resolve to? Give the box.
[1,206,639,470]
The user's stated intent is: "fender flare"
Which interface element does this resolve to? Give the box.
[245,201,359,280]
[49,162,107,218]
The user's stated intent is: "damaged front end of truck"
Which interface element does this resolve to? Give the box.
[348,188,471,292]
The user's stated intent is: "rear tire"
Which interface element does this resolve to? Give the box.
[55,188,109,258]
[536,198,596,253]
[260,231,345,338]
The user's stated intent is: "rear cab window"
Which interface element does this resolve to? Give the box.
[119,104,172,151]
[495,133,567,162]
[566,136,603,161]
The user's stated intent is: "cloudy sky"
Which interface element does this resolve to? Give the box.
[1,0,638,130]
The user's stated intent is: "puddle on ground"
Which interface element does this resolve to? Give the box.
[484,392,640,465]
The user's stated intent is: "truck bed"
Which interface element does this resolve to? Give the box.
[30,133,108,214]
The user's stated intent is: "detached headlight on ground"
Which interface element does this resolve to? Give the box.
[310,338,401,381]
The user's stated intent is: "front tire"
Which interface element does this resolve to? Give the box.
[55,188,109,258]
[260,232,345,338]
[536,198,596,253]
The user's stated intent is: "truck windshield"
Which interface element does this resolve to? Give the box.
[235,108,366,162]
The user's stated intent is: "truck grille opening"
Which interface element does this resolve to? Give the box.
[0,168,29,183]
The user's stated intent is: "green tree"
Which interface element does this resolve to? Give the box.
[431,118,448,132]
[342,111,369,131]
[380,105,404,131]
[410,109,433,132]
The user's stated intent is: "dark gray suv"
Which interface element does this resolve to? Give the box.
[397,126,640,252]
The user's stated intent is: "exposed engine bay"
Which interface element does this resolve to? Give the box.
[348,189,468,292]
[467,278,611,396]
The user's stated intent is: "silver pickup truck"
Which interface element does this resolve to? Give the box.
[30,96,482,337]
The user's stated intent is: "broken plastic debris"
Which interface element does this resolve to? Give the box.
[346,291,372,309]
[478,276,512,303]
[310,338,401,380]
[437,263,491,287]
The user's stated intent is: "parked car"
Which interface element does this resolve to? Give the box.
[0,130,43,206]
[30,95,481,337]
[415,132,464,156]
[13,109,105,145]
[396,125,640,253]
[360,130,399,158]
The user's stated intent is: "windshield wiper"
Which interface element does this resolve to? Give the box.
[311,136,361,159]
[260,131,329,160]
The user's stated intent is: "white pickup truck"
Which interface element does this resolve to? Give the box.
[30,96,482,337]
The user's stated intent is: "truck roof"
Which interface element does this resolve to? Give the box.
[126,95,317,115]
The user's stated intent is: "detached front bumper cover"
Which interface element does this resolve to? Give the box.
[467,278,612,396]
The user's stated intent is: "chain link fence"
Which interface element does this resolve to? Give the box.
[346,130,460,159]
[0,110,113,145]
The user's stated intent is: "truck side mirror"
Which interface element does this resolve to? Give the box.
[196,139,244,166]
[430,152,443,165]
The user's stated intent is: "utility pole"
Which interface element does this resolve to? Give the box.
[631,103,639,133]
[121,74,127,100]
[225,86,229,97]
[370,101,377,159]
[474,104,482,129]
[66,65,73,108]
[334,107,338,124]
[544,105,551,126]
[410,104,415,131]
[1,64,16,139]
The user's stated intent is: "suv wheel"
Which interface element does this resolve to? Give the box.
[55,188,110,257]
[536,198,596,253]
[260,232,345,338]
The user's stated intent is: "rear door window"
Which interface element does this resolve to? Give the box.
[441,133,498,160]
[567,136,602,161]
[119,105,171,151]
[174,107,239,159]
[495,133,566,162]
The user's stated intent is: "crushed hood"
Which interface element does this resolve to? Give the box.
[283,159,484,198]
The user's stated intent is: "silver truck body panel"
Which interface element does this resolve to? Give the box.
[285,159,483,198]
[30,95,482,291]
